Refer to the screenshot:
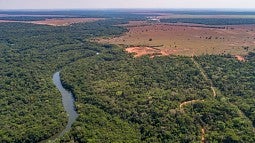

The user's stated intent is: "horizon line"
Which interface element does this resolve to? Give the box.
[1,8,255,11]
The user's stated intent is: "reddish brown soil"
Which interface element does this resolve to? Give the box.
[125,47,161,57]
[235,55,246,62]
[125,46,189,58]
[98,22,255,56]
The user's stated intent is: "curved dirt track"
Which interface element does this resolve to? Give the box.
[179,100,205,110]
[178,57,216,142]
[211,86,216,97]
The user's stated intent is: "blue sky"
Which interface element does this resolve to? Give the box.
[0,0,255,10]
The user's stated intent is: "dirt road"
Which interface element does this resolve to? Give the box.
[191,56,216,97]
[201,128,205,143]
[179,100,205,109]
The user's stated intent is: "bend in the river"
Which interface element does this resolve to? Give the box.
[52,71,78,139]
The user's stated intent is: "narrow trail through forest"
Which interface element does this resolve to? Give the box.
[191,56,216,97]
[179,56,216,111]
[190,56,254,141]
[178,56,217,143]
[192,57,254,129]
[179,100,205,110]
[190,57,210,143]
[201,128,205,143]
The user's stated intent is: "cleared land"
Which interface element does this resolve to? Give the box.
[0,18,105,26]
[235,55,246,61]
[125,46,188,58]
[29,18,105,26]
[98,21,255,57]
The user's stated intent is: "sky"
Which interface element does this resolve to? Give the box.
[0,0,255,10]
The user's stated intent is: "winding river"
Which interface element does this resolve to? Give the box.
[52,71,78,137]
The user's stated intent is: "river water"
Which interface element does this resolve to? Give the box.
[52,71,78,137]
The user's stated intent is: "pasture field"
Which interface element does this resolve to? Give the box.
[98,21,255,57]
[29,18,105,26]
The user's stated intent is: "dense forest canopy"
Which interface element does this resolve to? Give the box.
[160,18,255,25]
[0,10,147,21]
[59,49,255,142]
[0,10,254,143]
[0,17,129,142]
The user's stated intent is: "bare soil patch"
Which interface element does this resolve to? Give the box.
[98,22,255,56]
[125,46,188,58]
[235,55,246,62]
[125,47,160,58]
